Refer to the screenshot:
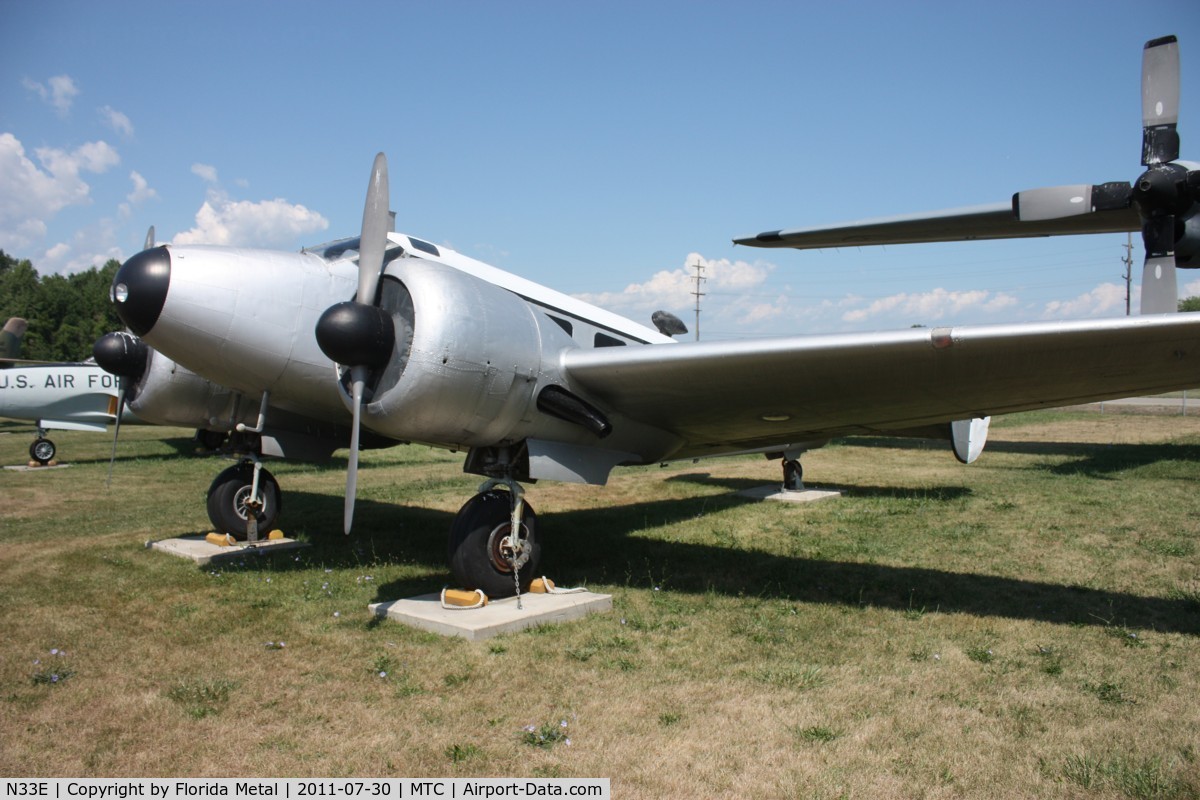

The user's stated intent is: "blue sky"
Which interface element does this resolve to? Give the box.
[3,0,1199,339]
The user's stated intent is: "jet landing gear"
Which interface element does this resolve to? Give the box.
[782,458,804,492]
[448,480,541,599]
[29,431,56,465]
[206,460,281,541]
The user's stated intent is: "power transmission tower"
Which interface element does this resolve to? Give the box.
[1122,233,1133,316]
[691,258,706,341]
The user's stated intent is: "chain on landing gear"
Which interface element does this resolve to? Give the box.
[241,458,267,544]
[478,477,532,609]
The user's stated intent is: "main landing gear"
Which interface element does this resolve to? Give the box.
[205,460,280,542]
[448,479,541,598]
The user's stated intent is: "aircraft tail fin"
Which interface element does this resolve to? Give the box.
[1,317,29,364]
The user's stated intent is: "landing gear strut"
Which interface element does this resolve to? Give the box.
[782,458,804,492]
[448,481,541,598]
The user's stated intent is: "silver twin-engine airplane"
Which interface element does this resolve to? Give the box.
[98,37,1200,597]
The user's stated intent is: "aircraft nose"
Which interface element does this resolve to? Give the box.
[111,246,171,336]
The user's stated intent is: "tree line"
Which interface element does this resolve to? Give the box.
[0,250,125,362]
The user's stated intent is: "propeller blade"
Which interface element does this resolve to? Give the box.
[105,379,126,488]
[1141,254,1178,314]
[343,370,366,535]
[1142,35,1181,165]
[1014,182,1133,221]
[144,226,155,251]
[357,153,390,307]
[1014,185,1094,221]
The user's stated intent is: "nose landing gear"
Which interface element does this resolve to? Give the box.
[206,460,280,541]
[29,431,56,465]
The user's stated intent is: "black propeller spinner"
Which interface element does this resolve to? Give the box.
[1013,36,1198,314]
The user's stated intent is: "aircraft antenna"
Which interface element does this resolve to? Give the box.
[691,258,706,341]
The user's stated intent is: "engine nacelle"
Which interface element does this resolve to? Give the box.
[1177,205,1200,267]
[126,348,258,430]
[350,258,580,449]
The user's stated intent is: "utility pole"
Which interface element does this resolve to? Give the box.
[1122,233,1134,316]
[691,258,706,341]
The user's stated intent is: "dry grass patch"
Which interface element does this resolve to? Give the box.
[1,411,1199,796]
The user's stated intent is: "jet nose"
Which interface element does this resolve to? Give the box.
[111,246,171,336]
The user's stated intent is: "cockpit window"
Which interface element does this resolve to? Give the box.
[407,237,440,257]
[303,237,404,264]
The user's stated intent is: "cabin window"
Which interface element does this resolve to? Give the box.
[550,316,573,336]
[594,333,626,348]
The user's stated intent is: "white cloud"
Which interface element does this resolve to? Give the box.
[0,132,119,252]
[191,163,218,183]
[126,171,157,205]
[1041,282,1128,318]
[575,253,774,314]
[100,106,134,137]
[841,288,1018,324]
[1182,277,1200,300]
[39,218,124,275]
[172,192,328,248]
[23,75,79,116]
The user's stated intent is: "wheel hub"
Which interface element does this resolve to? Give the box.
[232,485,257,520]
[487,522,531,573]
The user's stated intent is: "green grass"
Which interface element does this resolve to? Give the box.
[2,411,1199,796]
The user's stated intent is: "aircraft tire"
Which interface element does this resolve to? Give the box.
[448,490,540,598]
[30,437,56,465]
[206,463,281,540]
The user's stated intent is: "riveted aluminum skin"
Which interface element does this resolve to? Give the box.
[350,258,562,449]
[130,245,355,424]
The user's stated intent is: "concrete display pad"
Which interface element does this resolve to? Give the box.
[147,534,309,566]
[4,463,71,472]
[370,590,613,641]
[737,486,843,503]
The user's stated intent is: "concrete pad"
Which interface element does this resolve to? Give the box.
[737,485,843,503]
[4,463,71,472]
[148,534,309,566]
[370,590,613,641]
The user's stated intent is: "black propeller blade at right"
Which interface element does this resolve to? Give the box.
[1012,35,1196,315]
[1142,35,1181,166]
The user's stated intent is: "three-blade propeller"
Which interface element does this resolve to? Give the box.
[314,153,396,534]
[1012,36,1196,314]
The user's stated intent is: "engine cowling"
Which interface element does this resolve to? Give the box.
[114,344,258,430]
[340,258,582,449]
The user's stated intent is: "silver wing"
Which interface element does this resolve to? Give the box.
[733,202,1139,250]
[563,314,1200,461]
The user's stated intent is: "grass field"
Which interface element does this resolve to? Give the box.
[1,411,1198,798]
